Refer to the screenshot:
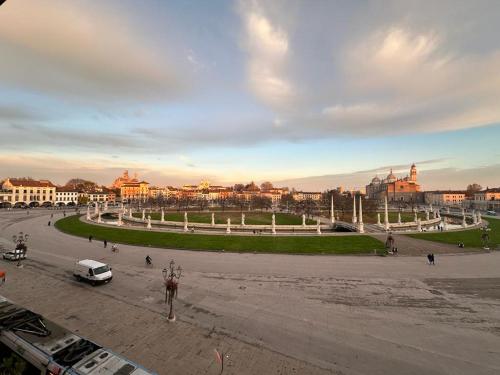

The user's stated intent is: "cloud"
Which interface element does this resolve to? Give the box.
[0,0,185,103]
[321,26,500,136]
[239,1,295,108]
[0,124,134,151]
[0,105,47,121]
[274,162,500,192]
[0,153,217,187]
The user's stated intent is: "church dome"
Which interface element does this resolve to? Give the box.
[387,169,396,181]
[371,176,380,184]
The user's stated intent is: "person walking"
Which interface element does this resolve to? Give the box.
[48,221,51,226]
[430,253,435,265]
[427,253,432,265]
[89,235,93,242]
[103,239,107,248]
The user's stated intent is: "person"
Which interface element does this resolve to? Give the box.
[89,235,93,242]
[104,239,107,248]
[48,221,51,226]
[145,255,152,265]
[430,253,435,265]
[111,244,118,252]
[51,213,54,218]
[385,233,395,251]
[427,253,432,265]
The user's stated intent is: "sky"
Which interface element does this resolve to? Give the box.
[1,0,499,191]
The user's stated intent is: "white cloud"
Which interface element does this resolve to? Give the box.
[0,0,185,102]
[320,26,500,135]
[239,1,295,108]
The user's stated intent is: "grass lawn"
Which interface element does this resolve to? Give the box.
[407,217,499,248]
[55,215,384,254]
[132,211,316,225]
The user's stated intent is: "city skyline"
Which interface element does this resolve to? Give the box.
[1,0,500,190]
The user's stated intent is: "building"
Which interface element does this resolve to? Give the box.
[424,191,466,206]
[110,170,139,189]
[55,186,79,206]
[120,181,150,202]
[180,180,233,201]
[292,191,322,201]
[469,188,500,211]
[366,164,423,203]
[1,178,56,207]
[149,186,168,199]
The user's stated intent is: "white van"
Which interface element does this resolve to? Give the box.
[73,259,113,285]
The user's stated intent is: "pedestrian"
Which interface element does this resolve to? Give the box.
[430,253,435,265]
[427,253,432,265]
[104,239,107,248]
[51,213,54,218]
[89,235,93,242]
[48,221,51,226]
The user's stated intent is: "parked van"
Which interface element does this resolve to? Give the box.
[73,259,112,285]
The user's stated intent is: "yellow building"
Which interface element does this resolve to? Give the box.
[424,191,466,206]
[120,181,150,202]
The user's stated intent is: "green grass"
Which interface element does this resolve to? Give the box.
[407,217,499,248]
[55,215,384,254]
[132,211,316,225]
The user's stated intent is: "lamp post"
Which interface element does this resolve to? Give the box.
[162,260,182,321]
[12,231,29,267]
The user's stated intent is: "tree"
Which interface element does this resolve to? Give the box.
[78,195,89,205]
[197,197,208,212]
[466,183,482,197]
[280,194,295,211]
[233,184,245,192]
[245,181,260,191]
[260,181,273,190]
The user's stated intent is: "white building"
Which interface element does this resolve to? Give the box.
[55,187,79,206]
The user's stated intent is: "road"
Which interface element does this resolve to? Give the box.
[1,209,500,375]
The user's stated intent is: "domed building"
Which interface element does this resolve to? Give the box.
[111,170,139,189]
[366,164,423,203]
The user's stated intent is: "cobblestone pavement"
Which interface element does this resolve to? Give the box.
[1,209,500,375]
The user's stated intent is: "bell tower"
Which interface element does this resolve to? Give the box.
[410,164,417,182]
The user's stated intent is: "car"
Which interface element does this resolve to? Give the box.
[73,259,113,286]
[486,210,497,216]
[2,249,27,261]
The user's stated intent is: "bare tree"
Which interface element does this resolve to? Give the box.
[466,183,482,197]
[260,181,274,190]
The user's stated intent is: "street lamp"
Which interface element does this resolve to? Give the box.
[162,259,182,321]
[12,231,29,267]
